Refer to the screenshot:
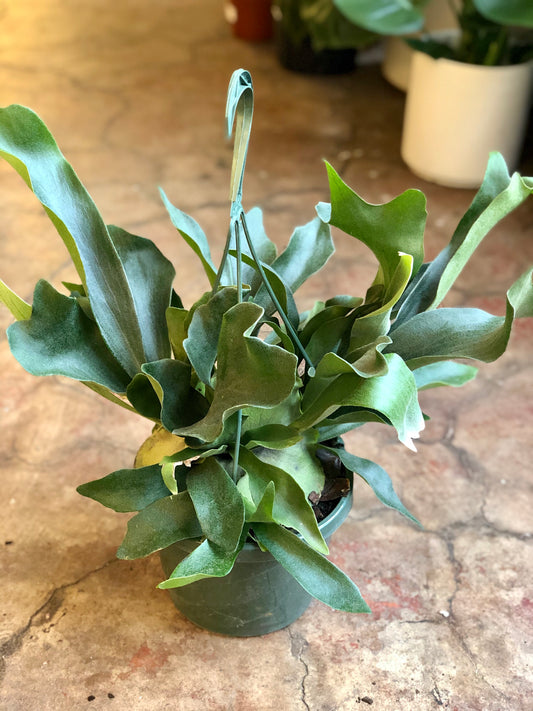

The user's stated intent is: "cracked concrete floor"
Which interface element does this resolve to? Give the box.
[1,1,532,709]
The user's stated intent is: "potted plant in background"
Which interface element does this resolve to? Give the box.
[1,69,532,637]
[334,0,533,187]
[272,0,376,74]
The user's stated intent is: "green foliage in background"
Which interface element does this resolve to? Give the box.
[334,0,533,65]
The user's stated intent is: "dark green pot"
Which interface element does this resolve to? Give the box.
[159,492,353,637]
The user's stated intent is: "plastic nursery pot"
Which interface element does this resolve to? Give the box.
[401,43,533,188]
[159,491,353,637]
[274,23,356,75]
[224,0,274,42]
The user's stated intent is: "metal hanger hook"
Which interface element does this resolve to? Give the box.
[226,69,254,208]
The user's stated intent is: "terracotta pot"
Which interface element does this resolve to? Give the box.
[159,491,353,636]
[224,0,273,42]
[402,49,533,187]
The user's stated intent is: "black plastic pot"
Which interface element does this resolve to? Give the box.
[159,491,353,636]
[275,23,356,75]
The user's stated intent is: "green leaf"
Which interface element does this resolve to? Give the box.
[142,359,208,431]
[318,162,426,286]
[166,307,189,362]
[184,287,239,384]
[107,225,175,362]
[316,410,387,442]
[239,206,277,288]
[245,480,276,522]
[345,336,391,378]
[234,252,300,330]
[322,446,420,526]
[77,464,169,512]
[0,278,31,320]
[474,0,533,27]
[348,253,413,353]
[186,457,245,553]
[176,302,298,443]
[388,267,533,368]
[126,373,162,420]
[333,0,427,35]
[395,154,533,325]
[158,534,247,589]
[300,302,360,347]
[267,216,334,294]
[253,523,370,613]
[413,362,478,390]
[7,280,131,393]
[0,105,169,375]
[306,313,356,364]
[238,447,327,554]
[254,440,325,498]
[297,352,425,451]
[160,188,218,287]
[116,491,202,560]
[241,424,302,450]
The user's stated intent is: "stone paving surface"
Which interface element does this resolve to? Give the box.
[1,1,532,709]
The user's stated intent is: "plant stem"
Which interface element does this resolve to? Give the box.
[212,226,235,293]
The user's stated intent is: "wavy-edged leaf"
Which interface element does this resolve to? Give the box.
[77,464,169,512]
[334,0,426,35]
[176,302,298,443]
[158,532,248,589]
[0,105,169,375]
[184,286,239,384]
[117,491,202,559]
[186,457,245,553]
[322,446,420,526]
[0,278,31,320]
[253,523,370,613]
[238,447,327,554]
[394,154,533,326]
[7,280,131,393]
[388,268,533,368]
[413,362,478,390]
[317,162,426,285]
[297,352,425,451]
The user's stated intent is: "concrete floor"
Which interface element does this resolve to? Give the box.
[1,1,532,709]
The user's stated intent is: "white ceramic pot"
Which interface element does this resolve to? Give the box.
[401,50,533,188]
[381,0,459,91]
